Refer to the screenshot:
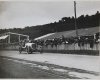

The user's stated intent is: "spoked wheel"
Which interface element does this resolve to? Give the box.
[19,47,22,54]
[26,47,29,54]
[26,46,32,54]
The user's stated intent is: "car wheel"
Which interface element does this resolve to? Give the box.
[19,47,22,54]
[26,46,29,54]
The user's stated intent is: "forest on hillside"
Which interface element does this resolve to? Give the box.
[0,11,100,39]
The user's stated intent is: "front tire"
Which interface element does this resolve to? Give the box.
[26,46,32,54]
[26,46,29,54]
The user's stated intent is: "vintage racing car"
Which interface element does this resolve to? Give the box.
[19,42,42,54]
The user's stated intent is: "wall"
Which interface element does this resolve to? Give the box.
[0,42,99,56]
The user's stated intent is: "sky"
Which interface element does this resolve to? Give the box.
[0,0,100,29]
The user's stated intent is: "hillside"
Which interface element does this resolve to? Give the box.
[0,11,99,39]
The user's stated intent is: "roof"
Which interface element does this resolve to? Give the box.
[34,33,55,40]
[34,26,100,40]
[0,35,9,40]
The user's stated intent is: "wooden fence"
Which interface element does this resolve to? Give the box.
[42,42,100,51]
[0,42,99,55]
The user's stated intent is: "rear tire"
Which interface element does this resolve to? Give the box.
[19,47,22,54]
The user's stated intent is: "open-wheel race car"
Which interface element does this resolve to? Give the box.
[19,41,42,54]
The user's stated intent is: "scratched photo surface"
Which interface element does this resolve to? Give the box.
[0,0,100,79]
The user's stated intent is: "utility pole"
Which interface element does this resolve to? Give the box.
[74,1,78,37]
[8,32,10,44]
[19,35,20,42]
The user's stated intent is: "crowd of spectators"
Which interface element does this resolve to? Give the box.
[31,32,100,49]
